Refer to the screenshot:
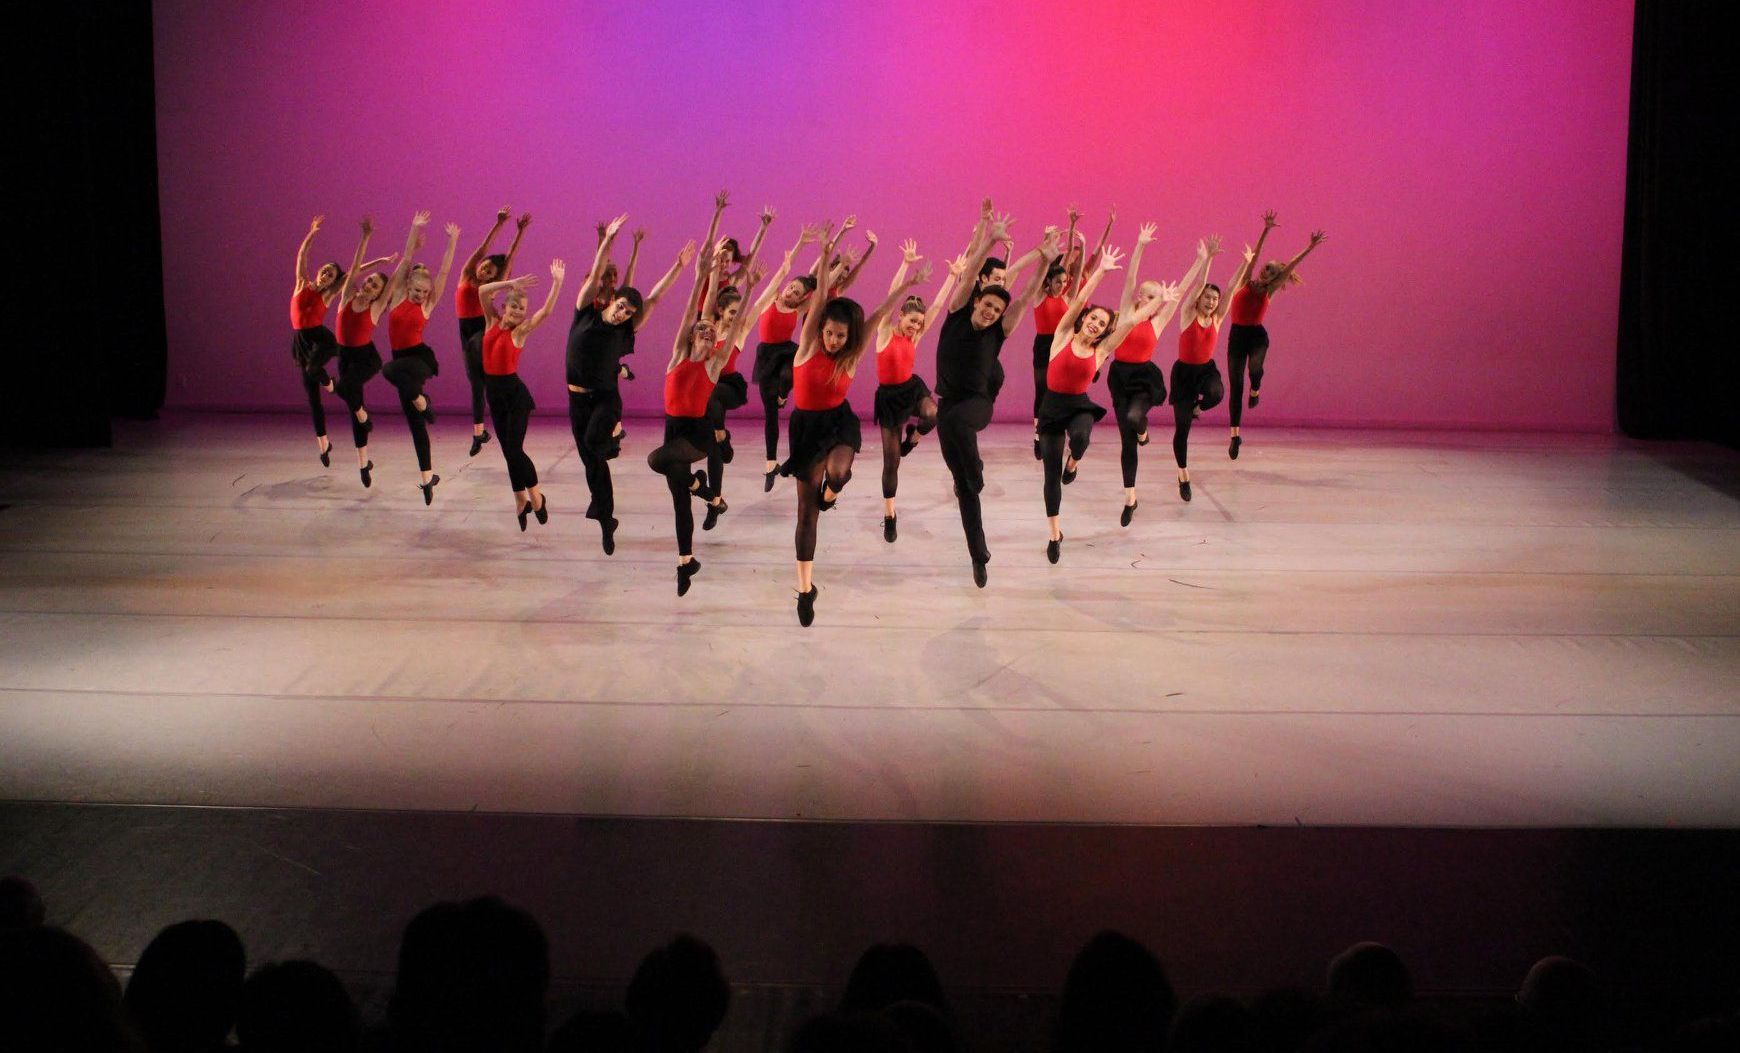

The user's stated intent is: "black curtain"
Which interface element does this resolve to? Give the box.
[1617,0,1737,447]
[4,3,165,448]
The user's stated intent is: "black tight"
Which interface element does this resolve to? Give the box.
[1032,365,1047,421]
[460,325,487,427]
[1226,327,1270,428]
[1171,373,1226,469]
[569,390,620,520]
[1111,390,1155,488]
[299,369,328,438]
[706,395,729,501]
[647,435,708,557]
[1040,414,1094,517]
[383,355,435,472]
[486,383,538,492]
[794,446,856,562]
[879,398,937,499]
[759,366,792,461]
[936,396,995,562]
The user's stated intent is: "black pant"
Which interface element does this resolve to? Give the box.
[1040,413,1094,517]
[756,345,796,461]
[1171,371,1226,469]
[485,375,537,492]
[383,352,436,472]
[936,395,995,563]
[1226,324,1270,428]
[335,344,381,449]
[459,317,486,426]
[568,389,621,520]
[879,399,937,500]
[646,418,710,557]
[299,369,328,439]
[794,446,856,562]
[1108,371,1160,489]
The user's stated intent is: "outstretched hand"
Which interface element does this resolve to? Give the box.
[863,230,878,247]
[1309,229,1329,245]
[1161,282,1182,303]
[760,206,776,226]
[1242,244,1256,263]
[605,213,628,237]
[509,273,540,290]
[309,215,324,232]
[1098,246,1125,273]
[714,189,730,211]
[1137,222,1157,245]
[516,212,532,231]
[909,262,933,287]
[497,206,511,223]
[360,216,374,236]
[549,259,566,282]
[632,227,647,244]
[947,252,969,277]
[987,213,1013,242]
[840,214,858,233]
[901,239,921,263]
[1201,235,1223,257]
[799,223,823,244]
[676,240,697,267]
[445,222,461,240]
[412,210,431,227]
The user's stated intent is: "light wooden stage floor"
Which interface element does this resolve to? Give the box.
[2,413,1736,827]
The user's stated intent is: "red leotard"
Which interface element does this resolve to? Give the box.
[720,339,742,376]
[1178,318,1219,365]
[1046,343,1098,395]
[1111,321,1159,364]
[1228,284,1270,326]
[791,353,852,411]
[877,333,916,386]
[482,322,524,376]
[291,285,327,329]
[336,303,378,346]
[1033,295,1068,336]
[757,303,800,344]
[388,299,430,350]
[455,278,484,320]
[663,357,717,417]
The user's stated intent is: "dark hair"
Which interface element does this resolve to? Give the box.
[1327,941,1412,1010]
[124,919,247,1053]
[719,237,744,263]
[482,252,508,277]
[319,261,345,289]
[390,897,550,1053]
[818,296,869,383]
[713,286,744,316]
[974,287,1012,309]
[625,935,730,1053]
[978,256,1007,279]
[899,295,926,315]
[840,944,948,1015]
[1044,262,1067,284]
[0,875,46,930]
[361,270,391,301]
[614,287,645,317]
[1054,930,1176,1053]
[1071,304,1118,345]
[238,959,360,1053]
[794,274,818,293]
[2,926,142,1053]
[1199,282,1222,302]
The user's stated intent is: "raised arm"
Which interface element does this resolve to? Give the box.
[512,260,567,344]
[1266,229,1328,292]
[424,223,462,317]
[478,273,538,326]
[502,212,531,274]
[619,228,645,288]
[886,239,919,296]
[795,226,842,365]
[866,262,932,340]
[1004,228,1062,335]
[1118,223,1158,314]
[748,226,818,318]
[577,214,628,309]
[1050,251,1117,356]
[379,212,428,316]
[1011,227,1060,303]
[636,240,698,331]
[1238,210,1277,291]
[337,217,374,303]
[1180,236,1224,329]
[1086,208,1115,273]
[950,211,1012,312]
[462,207,509,283]
[700,189,729,266]
[918,254,969,335]
[726,207,775,291]
[294,215,323,290]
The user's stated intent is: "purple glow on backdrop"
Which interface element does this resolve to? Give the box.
[155,0,1633,429]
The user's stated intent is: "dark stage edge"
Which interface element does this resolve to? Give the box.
[4,802,1738,1048]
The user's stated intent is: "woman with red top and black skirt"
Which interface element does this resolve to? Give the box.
[1037,250,1170,562]
[871,240,964,543]
[288,215,348,466]
[476,259,566,530]
[332,217,413,488]
[780,223,927,626]
[1171,236,1229,501]
[1103,225,1207,525]
[1224,214,1327,459]
[454,208,530,457]
[1029,205,1100,459]
[381,219,460,504]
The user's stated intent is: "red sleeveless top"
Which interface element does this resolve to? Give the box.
[792,353,852,411]
[664,357,717,417]
[1228,284,1270,325]
[1111,321,1158,364]
[721,339,742,376]
[1032,295,1068,336]
[291,285,327,329]
[1178,318,1219,365]
[877,333,916,386]
[388,300,429,350]
[482,322,523,375]
[336,303,378,346]
[1046,343,1098,395]
[757,303,800,344]
[455,279,483,320]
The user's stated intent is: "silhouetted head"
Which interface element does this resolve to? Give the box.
[2,926,143,1053]
[0,875,45,930]
[604,287,643,326]
[787,1011,914,1053]
[548,1009,632,1053]
[1328,941,1412,1011]
[625,934,730,1053]
[1073,305,1116,346]
[390,896,549,1053]
[1167,994,1255,1053]
[238,959,360,1053]
[123,919,246,1053]
[1054,930,1176,1053]
[970,287,1010,330]
[840,944,947,1016]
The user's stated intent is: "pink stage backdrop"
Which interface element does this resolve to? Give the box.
[155,0,1633,429]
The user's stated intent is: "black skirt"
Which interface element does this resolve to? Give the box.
[291,325,337,373]
[1227,323,1270,356]
[779,402,862,476]
[484,372,535,415]
[1106,359,1167,408]
[712,371,750,410]
[337,341,383,384]
[751,340,798,384]
[872,375,932,430]
[1169,359,1223,406]
[662,414,716,453]
[458,315,485,342]
[389,342,440,378]
[1036,391,1107,434]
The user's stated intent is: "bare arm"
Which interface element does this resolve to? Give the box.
[1050,255,1115,357]
[502,212,531,274]
[700,189,729,268]
[577,214,628,309]
[950,211,1012,312]
[1118,223,1157,315]
[512,261,567,344]
[1086,209,1115,273]
[424,223,461,318]
[1180,237,1224,330]
[294,216,323,289]
[1004,228,1062,336]
[864,263,932,356]
[919,254,968,336]
[462,208,509,283]
[337,218,374,304]
[727,206,775,291]
[1267,230,1328,292]
[1240,211,1277,291]
[794,226,842,367]
[620,228,645,288]
[378,212,428,317]
[478,274,538,326]
[636,241,698,331]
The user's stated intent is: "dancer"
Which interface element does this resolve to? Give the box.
[333,217,412,488]
[382,219,460,504]
[871,241,966,543]
[782,225,929,626]
[1105,225,1208,525]
[934,206,1061,587]
[478,260,566,529]
[693,210,777,525]
[1029,209,1083,458]
[288,215,347,465]
[567,214,693,554]
[1225,217,1328,458]
[455,209,530,457]
[755,217,876,492]
[1171,236,1228,501]
[1037,249,1174,561]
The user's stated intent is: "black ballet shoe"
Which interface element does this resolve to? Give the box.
[1192,404,1202,420]
[533,495,549,525]
[719,430,734,464]
[360,415,374,435]
[517,504,530,532]
[972,560,989,588]
[1062,463,1078,485]
[703,499,728,531]
[901,424,921,457]
[421,404,436,425]
[796,586,817,627]
[1248,392,1260,408]
[689,470,709,498]
[418,474,440,505]
[319,445,331,468]
[359,461,374,488]
[469,430,490,458]
[1047,535,1062,564]
[764,469,777,493]
[1179,479,1192,502]
[620,364,637,382]
[1229,436,1242,460]
[677,558,701,597]
[1137,432,1150,447]
[818,490,838,512]
[883,516,897,543]
[1033,436,1042,461]
[601,517,618,556]
[1121,500,1137,528]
